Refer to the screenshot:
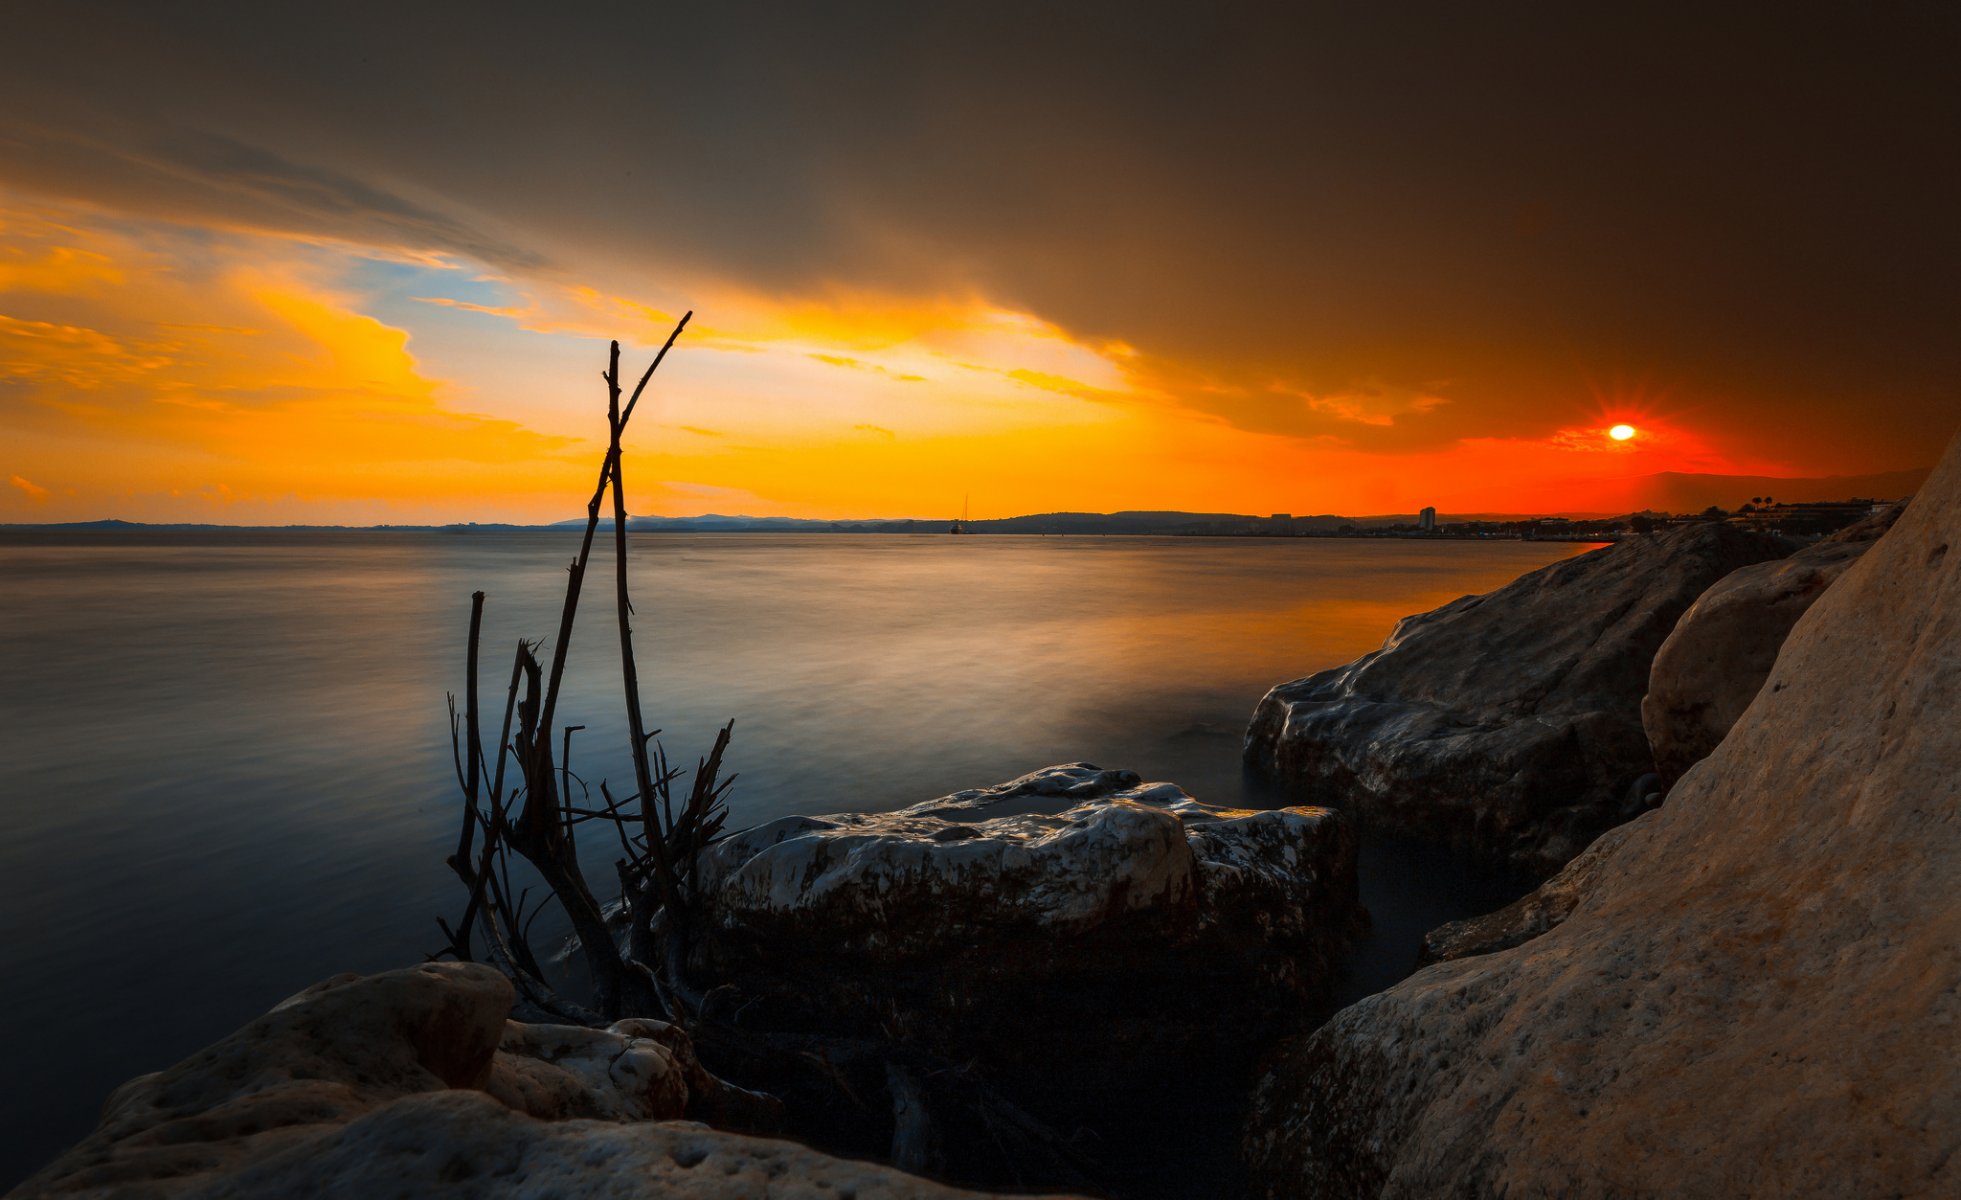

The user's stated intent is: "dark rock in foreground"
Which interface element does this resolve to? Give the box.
[18,963,1036,1199]
[1245,522,1788,877]
[1244,434,1961,1199]
[1642,501,1905,785]
[690,763,1360,1133]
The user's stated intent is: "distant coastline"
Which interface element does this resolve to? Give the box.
[1,466,1927,539]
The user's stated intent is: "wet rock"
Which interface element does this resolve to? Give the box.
[690,763,1360,1115]
[1244,436,1961,1199]
[1643,501,1906,785]
[1245,521,1789,877]
[19,962,1011,1199]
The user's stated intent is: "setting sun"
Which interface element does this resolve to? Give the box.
[1609,424,1638,441]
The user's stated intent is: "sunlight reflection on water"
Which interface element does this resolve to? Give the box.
[0,530,1588,1184]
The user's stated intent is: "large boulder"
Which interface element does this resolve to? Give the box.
[1244,433,1961,1198]
[18,963,1035,1199]
[1643,502,1905,784]
[689,763,1360,1136]
[1245,521,1789,877]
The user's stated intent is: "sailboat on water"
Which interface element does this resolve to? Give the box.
[950,494,970,535]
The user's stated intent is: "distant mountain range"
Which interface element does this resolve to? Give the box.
[5,467,1928,534]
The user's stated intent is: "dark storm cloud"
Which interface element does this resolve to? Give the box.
[0,118,544,270]
[5,1,1956,465]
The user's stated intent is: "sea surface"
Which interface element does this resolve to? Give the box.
[0,531,1590,1186]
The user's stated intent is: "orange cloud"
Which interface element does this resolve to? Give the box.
[8,474,50,504]
[0,195,584,522]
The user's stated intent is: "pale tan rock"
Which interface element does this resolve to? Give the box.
[18,963,1024,1199]
[196,1090,1047,1200]
[484,1019,691,1122]
[1643,502,1906,784]
[1245,436,1961,1198]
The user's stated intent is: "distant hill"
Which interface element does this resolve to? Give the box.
[1615,468,1929,514]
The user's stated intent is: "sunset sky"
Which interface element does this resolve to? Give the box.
[2,3,1955,524]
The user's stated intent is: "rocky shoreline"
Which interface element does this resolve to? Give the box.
[18,437,1954,1198]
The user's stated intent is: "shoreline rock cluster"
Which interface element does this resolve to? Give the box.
[1243,444,1954,1196]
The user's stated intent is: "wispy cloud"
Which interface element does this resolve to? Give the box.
[8,474,49,503]
[808,352,925,382]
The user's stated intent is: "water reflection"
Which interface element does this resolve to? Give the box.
[0,531,1586,1185]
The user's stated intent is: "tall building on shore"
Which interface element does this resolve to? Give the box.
[1419,506,1437,532]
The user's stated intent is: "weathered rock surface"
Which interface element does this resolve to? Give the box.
[171,1090,1055,1200]
[1245,434,1961,1198]
[1643,502,1906,785]
[690,763,1359,1132]
[698,764,1357,1003]
[1245,521,1789,877]
[18,962,1037,1199]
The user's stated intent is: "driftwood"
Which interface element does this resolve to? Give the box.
[439,313,716,1023]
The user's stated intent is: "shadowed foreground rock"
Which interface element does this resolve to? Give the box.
[1642,501,1905,785]
[1244,433,1961,1199]
[1245,522,1788,877]
[694,764,1359,1046]
[689,764,1360,1173]
[17,963,1054,1200]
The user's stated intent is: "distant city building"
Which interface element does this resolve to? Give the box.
[1418,506,1437,532]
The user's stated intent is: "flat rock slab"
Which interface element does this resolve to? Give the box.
[1245,521,1789,877]
[1244,435,1961,1199]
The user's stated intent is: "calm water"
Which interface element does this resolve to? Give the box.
[0,531,1587,1185]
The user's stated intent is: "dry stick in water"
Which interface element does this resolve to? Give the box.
[605,339,685,932]
[443,314,693,1019]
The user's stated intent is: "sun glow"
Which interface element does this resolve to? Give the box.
[1609,424,1637,441]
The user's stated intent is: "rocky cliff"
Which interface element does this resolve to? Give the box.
[1244,522,1788,877]
[1243,434,1961,1198]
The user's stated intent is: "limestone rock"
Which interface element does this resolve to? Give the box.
[1245,521,1789,877]
[484,1018,692,1122]
[187,1090,1036,1200]
[690,763,1359,1114]
[1643,501,1906,784]
[19,962,1018,1199]
[1244,435,1961,1198]
[697,762,1357,952]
